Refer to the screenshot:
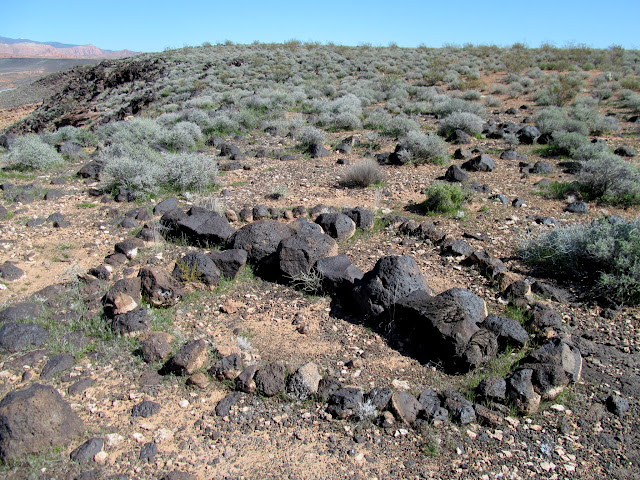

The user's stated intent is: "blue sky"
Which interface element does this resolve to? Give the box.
[3,0,639,52]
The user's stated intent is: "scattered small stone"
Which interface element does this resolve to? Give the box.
[40,353,75,380]
[606,394,629,417]
[132,400,162,418]
[68,378,95,396]
[186,372,210,389]
[0,262,25,281]
[70,438,104,464]
[139,442,157,462]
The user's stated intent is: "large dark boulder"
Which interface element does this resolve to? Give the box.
[139,267,184,308]
[0,302,43,324]
[480,314,529,348]
[229,220,293,274]
[314,255,364,299]
[153,197,178,216]
[219,143,243,160]
[176,209,236,247]
[315,213,356,241]
[160,208,189,234]
[463,251,508,279]
[0,323,49,352]
[326,387,364,419]
[102,277,142,318]
[516,125,540,145]
[255,363,286,397]
[77,160,105,179]
[444,165,469,183]
[305,143,330,158]
[111,309,151,334]
[390,391,423,424]
[521,338,582,384]
[276,232,338,279]
[353,256,431,320]
[436,288,487,324]
[343,207,374,231]
[290,218,324,235]
[208,249,248,279]
[461,154,496,172]
[173,252,221,286]
[394,290,497,371]
[0,384,84,461]
[506,369,541,415]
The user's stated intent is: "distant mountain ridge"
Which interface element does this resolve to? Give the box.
[0,36,138,59]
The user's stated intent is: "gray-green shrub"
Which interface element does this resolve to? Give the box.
[4,135,65,171]
[163,153,218,191]
[577,154,640,205]
[297,126,327,147]
[422,182,469,215]
[520,217,640,305]
[549,131,606,160]
[43,126,98,147]
[341,159,384,187]
[437,111,484,137]
[400,130,449,164]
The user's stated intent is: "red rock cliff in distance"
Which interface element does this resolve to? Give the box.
[0,42,138,59]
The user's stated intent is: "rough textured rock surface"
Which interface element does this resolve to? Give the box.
[315,255,364,299]
[314,212,356,241]
[276,232,338,279]
[139,267,185,307]
[208,249,248,279]
[229,220,293,268]
[354,255,432,320]
[172,252,221,286]
[0,384,84,461]
[395,290,497,371]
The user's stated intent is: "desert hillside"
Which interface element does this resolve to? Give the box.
[0,42,638,480]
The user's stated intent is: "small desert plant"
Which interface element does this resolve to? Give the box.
[484,95,501,107]
[422,183,469,215]
[577,154,640,205]
[102,150,165,198]
[547,131,606,160]
[437,111,484,137]
[535,107,588,135]
[297,126,327,147]
[520,217,640,305]
[163,153,218,192]
[533,74,582,106]
[365,110,420,137]
[43,126,98,147]
[400,130,449,165]
[162,121,202,151]
[4,135,65,171]
[288,268,324,295]
[341,159,385,187]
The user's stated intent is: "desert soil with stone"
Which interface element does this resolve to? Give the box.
[0,62,639,480]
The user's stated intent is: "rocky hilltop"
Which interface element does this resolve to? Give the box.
[0,42,638,479]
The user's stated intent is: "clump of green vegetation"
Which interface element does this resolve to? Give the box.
[519,217,640,305]
[341,159,385,187]
[399,130,449,165]
[101,147,218,199]
[3,135,65,171]
[540,155,640,206]
[533,73,583,106]
[437,111,484,137]
[422,183,469,216]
